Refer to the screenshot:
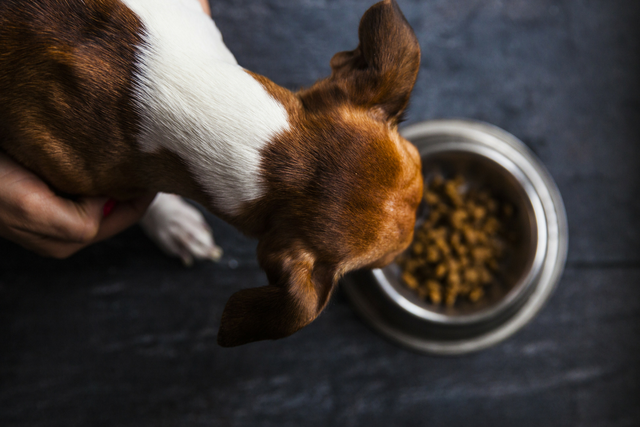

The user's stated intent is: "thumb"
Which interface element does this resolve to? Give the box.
[43,195,108,243]
[91,192,157,243]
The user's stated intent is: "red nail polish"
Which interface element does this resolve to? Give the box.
[103,199,117,217]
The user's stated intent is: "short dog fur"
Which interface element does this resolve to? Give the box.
[0,0,422,346]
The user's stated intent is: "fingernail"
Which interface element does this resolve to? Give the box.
[103,199,117,217]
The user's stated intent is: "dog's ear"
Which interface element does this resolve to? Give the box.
[217,239,336,347]
[330,0,420,124]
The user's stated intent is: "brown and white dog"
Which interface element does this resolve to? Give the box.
[0,0,422,346]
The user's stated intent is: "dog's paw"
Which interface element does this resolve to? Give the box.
[140,193,223,266]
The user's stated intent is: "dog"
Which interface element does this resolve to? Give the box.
[0,0,422,346]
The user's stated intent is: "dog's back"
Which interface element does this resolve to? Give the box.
[0,0,144,195]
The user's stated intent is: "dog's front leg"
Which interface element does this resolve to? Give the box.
[140,193,223,266]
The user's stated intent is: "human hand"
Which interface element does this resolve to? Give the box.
[0,152,156,258]
[0,0,206,258]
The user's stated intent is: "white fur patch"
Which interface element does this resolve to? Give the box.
[140,193,223,265]
[122,0,290,215]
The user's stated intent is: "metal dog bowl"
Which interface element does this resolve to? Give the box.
[341,119,568,355]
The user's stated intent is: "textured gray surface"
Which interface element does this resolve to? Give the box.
[1,0,639,426]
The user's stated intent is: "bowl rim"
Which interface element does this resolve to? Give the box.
[376,140,548,325]
[341,119,569,355]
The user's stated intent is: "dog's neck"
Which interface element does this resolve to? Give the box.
[124,0,291,217]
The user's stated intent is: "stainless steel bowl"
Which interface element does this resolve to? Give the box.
[341,120,568,355]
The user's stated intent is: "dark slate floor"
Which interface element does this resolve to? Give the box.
[2,1,639,426]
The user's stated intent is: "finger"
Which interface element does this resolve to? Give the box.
[9,193,155,258]
[10,193,154,256]
[5,190,107,244]
[36,194,108,243]
[5,195,106,257]
[0,152,153,252]
[0,152,104,247]
[92,192,157,243]
[7,226,87,259]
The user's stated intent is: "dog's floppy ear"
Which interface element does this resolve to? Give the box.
[217,238,336,347]
[330,0,420,124]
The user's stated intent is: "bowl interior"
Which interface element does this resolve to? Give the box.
[379,144,541,322]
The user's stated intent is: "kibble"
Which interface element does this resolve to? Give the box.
[396,174,513,307]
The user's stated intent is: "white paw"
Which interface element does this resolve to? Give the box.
[140,193,223,266]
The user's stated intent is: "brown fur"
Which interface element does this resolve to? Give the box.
[0,0,422,347]
[217,0,422,346]
[0,0,143,197]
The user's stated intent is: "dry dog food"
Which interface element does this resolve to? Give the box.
[396,174,513,307]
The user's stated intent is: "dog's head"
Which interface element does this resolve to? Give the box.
[217,0,422,347]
